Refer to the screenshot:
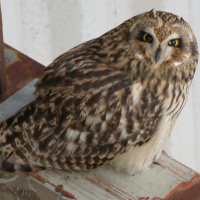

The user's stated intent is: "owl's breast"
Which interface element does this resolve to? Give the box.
[123,84,164,147]
[110,80,191,174]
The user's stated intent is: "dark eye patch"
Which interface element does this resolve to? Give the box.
[168,38,183,48]
[138,31,153,43]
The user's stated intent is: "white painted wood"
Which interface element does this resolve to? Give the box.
[1,0,200,172]
[31,153,197,199]
[0,153,199,199]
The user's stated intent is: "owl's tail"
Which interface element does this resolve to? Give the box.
[0,105,24,147]
[0,118,14,170]
[0,102,37,171]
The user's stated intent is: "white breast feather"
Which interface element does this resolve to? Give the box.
[110,86,189,175]
[111,113,173,175]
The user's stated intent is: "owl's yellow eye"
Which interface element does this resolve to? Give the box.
[138,31,153,43]
[143,33,153,42]
[168,39,182,47]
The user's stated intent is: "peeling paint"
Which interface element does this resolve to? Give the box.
[32,172,77,200]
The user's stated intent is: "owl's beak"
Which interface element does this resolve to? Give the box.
[155,47,161,63]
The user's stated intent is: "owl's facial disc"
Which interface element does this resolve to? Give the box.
[129,15,198,70]
[136,29,186,67]
[136,28,163,66]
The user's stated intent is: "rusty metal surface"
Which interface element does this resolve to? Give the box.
[163,173,200,200]
[0,43,44,103]
[0,153,199,200]
[0,43,45,121]
[0,4,6,101]
[0,2,44,103]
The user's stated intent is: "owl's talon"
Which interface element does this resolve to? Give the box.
[162,150,167,154]
[152,161,165,169]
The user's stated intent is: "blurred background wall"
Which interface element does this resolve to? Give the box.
[1,0,200,172]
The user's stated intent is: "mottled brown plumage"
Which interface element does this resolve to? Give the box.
[0,10,198,174]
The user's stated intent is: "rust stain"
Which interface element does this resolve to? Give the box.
[55,184,71,198]
[29,173,47,184]
[32,172,77,200]
[55,184,75,199]
[85,176,129,200]
[81,172,135,199]
[138,197,161,200]
[139,173,200,200]
[163,173,200,200]
[0,43,44,103]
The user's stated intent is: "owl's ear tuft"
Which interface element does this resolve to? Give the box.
[150,8,156,13]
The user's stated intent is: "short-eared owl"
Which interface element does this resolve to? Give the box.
[0,10,198,174]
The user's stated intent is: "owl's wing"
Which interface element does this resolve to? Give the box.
[0,60,160,171]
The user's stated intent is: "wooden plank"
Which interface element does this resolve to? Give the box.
[30,153,200,200]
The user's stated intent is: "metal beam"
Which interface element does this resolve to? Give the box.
[1,44,44,103]
[0,3,6,101]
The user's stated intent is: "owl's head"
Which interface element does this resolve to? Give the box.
[127,10,198,73]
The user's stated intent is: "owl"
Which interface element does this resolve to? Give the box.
[0,10,198,175]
